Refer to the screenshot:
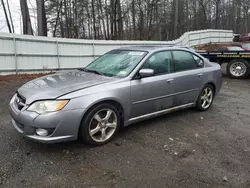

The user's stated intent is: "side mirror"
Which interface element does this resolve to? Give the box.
[139,69,154,78]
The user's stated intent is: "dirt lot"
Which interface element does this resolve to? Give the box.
[0,73,250,188]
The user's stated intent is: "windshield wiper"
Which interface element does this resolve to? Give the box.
[78,68,104,76]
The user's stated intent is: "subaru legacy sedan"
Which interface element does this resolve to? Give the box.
[9,46,222,145]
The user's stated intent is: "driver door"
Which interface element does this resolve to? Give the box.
[130,51,176,119]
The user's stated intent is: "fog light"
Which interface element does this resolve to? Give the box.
[36,129,48,137]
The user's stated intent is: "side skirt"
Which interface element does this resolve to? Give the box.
[126,103,195,126]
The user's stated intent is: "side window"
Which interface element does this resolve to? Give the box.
[142,51,174,75]
[172,51,199,72]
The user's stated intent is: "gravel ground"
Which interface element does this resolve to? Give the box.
[0,73,250,188]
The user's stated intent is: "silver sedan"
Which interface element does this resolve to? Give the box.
[9,46,222,145]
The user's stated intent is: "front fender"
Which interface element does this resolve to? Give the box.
[58,82,131,123]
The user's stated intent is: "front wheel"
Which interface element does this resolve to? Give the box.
[196,85,214,111]
[79,103,121,145]
[227,59,250,79]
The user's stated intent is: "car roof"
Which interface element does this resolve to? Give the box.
[116,45,190,52]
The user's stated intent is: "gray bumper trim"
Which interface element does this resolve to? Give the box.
[26,135,74,143]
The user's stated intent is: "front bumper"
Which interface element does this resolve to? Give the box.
[9,94,85,143]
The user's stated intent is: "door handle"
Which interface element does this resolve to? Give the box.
[166,79,174,83]
[197,73,203,77]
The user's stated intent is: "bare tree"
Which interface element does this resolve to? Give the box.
[98,0,107,39]
[53,0,63,37]
[117,0,123,39]
[131,0,136,39]
[91,0,97,39]
[64,0,69,38]
[36,0,47,36]
[6,0,14,33]
[43,0,250,40]
[20,0,33,35]
[174,0,179,39]
[1,0,12,33]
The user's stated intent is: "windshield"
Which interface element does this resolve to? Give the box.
[86,50,147,77]
[242,43,250,48]
[228,46,244,51]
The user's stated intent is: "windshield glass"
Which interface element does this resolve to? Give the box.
[228,46,244,51]
[242,43,250,48]
[86,50,147,77]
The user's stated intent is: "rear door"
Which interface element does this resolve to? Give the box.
[170,50,204,106]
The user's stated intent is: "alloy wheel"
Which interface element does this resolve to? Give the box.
[89,108,118,143]
[201,87,213,109]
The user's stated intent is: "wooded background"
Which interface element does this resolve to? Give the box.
[2,0,250,40]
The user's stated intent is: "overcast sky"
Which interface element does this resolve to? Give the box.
[0,0,36,34]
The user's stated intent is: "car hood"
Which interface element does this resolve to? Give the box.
[17,70,118,104]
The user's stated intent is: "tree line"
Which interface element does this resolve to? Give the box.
[1,0,250,40]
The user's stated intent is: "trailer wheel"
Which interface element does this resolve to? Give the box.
[227,59,250,79]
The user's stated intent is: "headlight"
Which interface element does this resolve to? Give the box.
[27,100,69,114]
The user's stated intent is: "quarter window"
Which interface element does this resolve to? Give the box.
[172,51,199,71]
[142,51,174,75]
[192,54,204,67]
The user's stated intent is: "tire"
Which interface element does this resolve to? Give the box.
[79,103,121,146]
[227,59,250,79]
[196,85,215,111]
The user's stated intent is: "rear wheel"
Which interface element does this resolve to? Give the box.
[79,103,121,145]
[196,85,214,111]
[227,59,250,79]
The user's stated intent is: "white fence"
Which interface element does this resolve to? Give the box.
[0,29,233,75]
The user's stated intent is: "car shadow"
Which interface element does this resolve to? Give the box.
[22,107,200,154]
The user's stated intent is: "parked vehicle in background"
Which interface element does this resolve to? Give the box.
[9,46,222,145]
[233,33,250,42]
[198,50,250,79]
[239,33,250,42]
[233,43,250,51]
[217,46,244,51]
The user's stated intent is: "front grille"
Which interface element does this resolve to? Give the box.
[15,92,26,110]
